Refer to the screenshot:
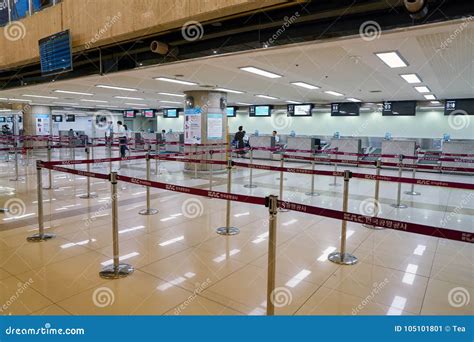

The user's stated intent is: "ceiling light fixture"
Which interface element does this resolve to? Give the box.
[430,101,441,105]
[255,94,278,100]
[96,84,138,92]
[324,90,344,97]
[53,102,79,106]
[154,77,197,85]
[285,100,301,104]
[22,94,58,99]
[114,96,144,100]
[375,51,408,68]
[290,82,320,90]
[54,90,94,96]
[400,74,422,84]
[346,97,362,102]
[239,66,282,79]
[215,88,244,94]
[415,86,431,93]
[158,92,184,97]
[160,100,182,104]
[125,102,148,107]
[424,94,436,100]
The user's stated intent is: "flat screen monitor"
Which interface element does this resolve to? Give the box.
[52,115,63,122]
[226,106,237,117]
[382,101,417,116]
[288,104,313,116]
[249,105,272,117]
[143,109,156,118]
[163,108,179,118]
[331,103,360,116]
[124,110,136,118]
[66,114,75,122]
[0,117,5,123]
[39,30,73,76]
[444,99,474,115]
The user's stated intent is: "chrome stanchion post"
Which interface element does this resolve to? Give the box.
[27,162,55,242]
[80,147,97,199]
[391,154,407,208]
[155,141,159,175]
[278,156,289,212]
[306,151,320,196]
[404,164,421,196]
[10,141,21,181]
[43,142,54,190]
[244,148,257,189]
[209,150,214,190]
[363,159,383,230]
[139,154,158,215]
[216,159,240,235]
[99,172,134,279]
[328,170,358,265]
[266,195,278,316]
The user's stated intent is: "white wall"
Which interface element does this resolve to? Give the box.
[157,114,183,133]
[228,109,472,139]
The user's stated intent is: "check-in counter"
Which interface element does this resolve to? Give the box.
[249,135,275,159]
[286,137,320,161]
[328,138,361,164]
[165,132,183,153]
[441,140,474,173]
[381,140,416,166]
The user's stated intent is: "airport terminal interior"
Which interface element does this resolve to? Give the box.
[0,0,473,317]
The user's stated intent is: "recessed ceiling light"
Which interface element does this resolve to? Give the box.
[430,101,441,105]
[424,94,436,100]
[158,92,185,97]
[53,102,79,106]
[236,102,251,106]
[285,100,301,104]
[400,74,422,84]
[154,77,197,85]
[96,84,138,92]
[125,102,148,107]
[415,86,431,93]
[8,98,32,102]
[239,66,282,79]
[81,99,108,103]
[22,94,58,99]
[375,51,408,68]
[290,82,320,90]
[0,98,8,101]
[215,88,244,94]
[54,90,94,96]
[324,91,344,97]
[114,96,144,100]
[346,97,362,102]
[256,94,278,100]
[160,100,182,104]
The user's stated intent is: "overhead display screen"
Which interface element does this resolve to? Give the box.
[143,109,156,118]
[124,110,136,118]
[66,114,75,122]
[249,105,272,117]
[382,101,417,116]
[39,30,73,76]
[288,104,313,116]
[0,117,5,123]
[445,99,474,115]
[163,108,179,118]
[226,106,237,117]
[52,115,63,122]
[331,103,360,116]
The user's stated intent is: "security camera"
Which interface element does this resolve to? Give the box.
[150,41,169,54]
[404,0,429,19]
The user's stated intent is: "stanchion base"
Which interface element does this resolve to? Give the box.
[404,191,421,196]
[328,252,358,265]
[0,208,9,213]
[391,203,408,209]
[243,184,258,188]
[26,233,56,242]
[328,183,341,187]
[99,264,134,279]
[363,224,384,230]
[216,227,240,236]
[305,191,320,196]
[278,207,289,213]
[79,193,98,199]
[139,208,159,215]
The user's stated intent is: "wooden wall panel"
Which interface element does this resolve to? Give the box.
[0,0,291,69]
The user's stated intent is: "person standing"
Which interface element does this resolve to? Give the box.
[234,126,245,155]
[117,121,127,158]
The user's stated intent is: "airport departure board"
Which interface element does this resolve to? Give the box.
[445,99,474,115]
[226,107,237,117]
[39,30,73,76]
[163,108,179,118]
[288,104,313,116]
[382,101,417,116]
[249,105,272,117]
[331,103,360,116]
[143,110,156,118]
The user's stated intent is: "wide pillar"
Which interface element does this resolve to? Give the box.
[183,91,228,172]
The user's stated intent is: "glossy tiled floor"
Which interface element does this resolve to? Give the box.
[0,147,472,315]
